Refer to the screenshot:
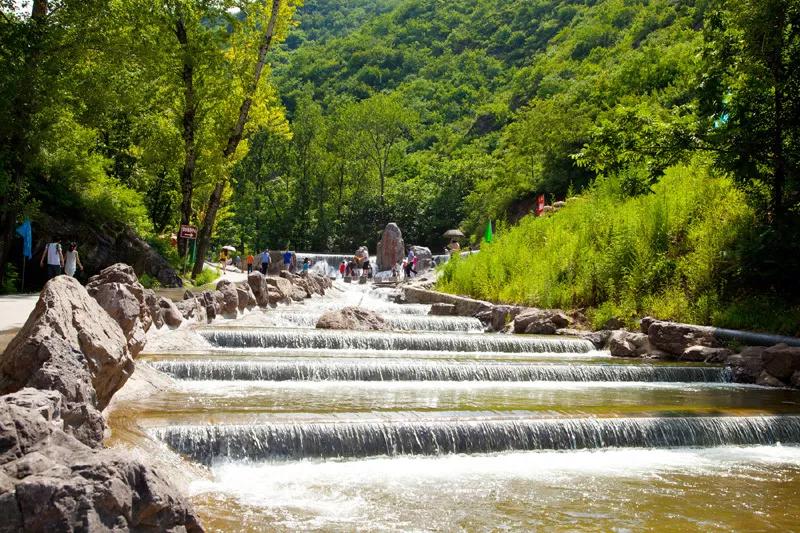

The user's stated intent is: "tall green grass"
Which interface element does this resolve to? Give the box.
[439,161,791,331]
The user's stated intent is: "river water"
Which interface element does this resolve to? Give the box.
[107,281,800,531]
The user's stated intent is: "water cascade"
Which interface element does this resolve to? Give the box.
[151,360,733,383]
[154,415,800,465]
[200,328,596,353]
[269,310,484,332]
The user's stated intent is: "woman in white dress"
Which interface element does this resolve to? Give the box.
[64,242,84,277]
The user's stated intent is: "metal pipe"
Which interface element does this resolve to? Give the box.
[712,327,800,348]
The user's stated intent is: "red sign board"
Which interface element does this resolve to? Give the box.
[179,225,197,239]
[535,194,545,216]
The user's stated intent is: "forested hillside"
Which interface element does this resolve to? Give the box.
[225,0,708,252]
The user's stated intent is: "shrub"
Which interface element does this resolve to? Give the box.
[192,267,217,288]
[439,160,768,328]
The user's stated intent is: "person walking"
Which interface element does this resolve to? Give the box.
[246,252,254,274]
[40,239,64,280]
[282,248,293,272]
[261,248,271,275]
[64,242,84,278]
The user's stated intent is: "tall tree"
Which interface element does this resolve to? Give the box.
[702,0,800,223]
[192,0,290,277]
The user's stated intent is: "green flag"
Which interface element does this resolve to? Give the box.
[484,220,493,243]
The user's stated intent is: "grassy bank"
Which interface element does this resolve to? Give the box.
[438,162,800,335]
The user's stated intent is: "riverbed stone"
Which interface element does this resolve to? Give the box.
[645,319,718,356]
[200,291,217,320]
[761,343,800,381]
[727,348,765,383]
[316,307,386,331]
[175,297,207,324]
[513,309,571,335]
[756,370,786,388]
[144,290,164,329]
[430,303,457,316]
[157,297,184,328]
[236,284,255,311]
[791,371,800,388]
[0,388,203,532]
[0,276,132,413]
[681,345,732,363]
[264,276,292,304]
[377,223,405,272]
[581,330,612,350]
[609,331,646,357]
[248,272,270,307]
[215,280,239,318]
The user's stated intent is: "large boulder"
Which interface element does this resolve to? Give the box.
[476,305,525,332]
[215,280,240,318]
[144,290,164,329]
[512,309,571,335]
[761,343,800,381]
[174,297,207,324]
[236,284,255,311]
[247,272,270,307]
[376,223,404,272]
[409,246,433,272]
[200,291,217,320]
[0,276,132,412]
[608,330,650,358]
[681,345,732,363]
[157,297,184,328]
[645,319,718,356]
[316,307,386,331]
[86,264,152,357]
[727,347,766,383]
[0,388,203,532]
[264,276,292,304]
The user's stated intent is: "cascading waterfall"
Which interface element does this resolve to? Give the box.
[200,328,596,353]
[153,415,800,465]
[269,311,485,332]
[151,360,733,383]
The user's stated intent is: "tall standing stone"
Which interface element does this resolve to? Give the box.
[376,222,404,272]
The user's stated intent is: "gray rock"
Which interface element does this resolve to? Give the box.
[377,223,404,272]
[86,263,152,356]
[513,309,571,335]
[157,297,183,328]
[200,291,217,320]
[409,246,433,272]
[236,284,254,311]
[475,305,524,332]
[429,303,457,316]
[791,370,800,389]
[761,343,800,381]
[681,345,732,363]
[756,370,786,388]
[582,330,612,350]
[1,276,132,412]
[727,348,765,383]
[174,297,207,324]
[0,389,203,532]
[608,330,645,357]
[264,276,292,303]
[215,280,239,318]
[247,272,270,307]
[316,307,386,331]
[646,319,718,356]
[144,289,164,329]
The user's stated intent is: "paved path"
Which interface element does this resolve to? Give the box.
[0,293,38,332]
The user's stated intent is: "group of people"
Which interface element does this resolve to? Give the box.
[40,239,84,280]
[339,257,372,279]
[241,248,314,276]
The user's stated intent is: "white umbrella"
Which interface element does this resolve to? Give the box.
[222,245,236,252]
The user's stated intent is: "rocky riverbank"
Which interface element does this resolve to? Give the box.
[0,267,202,530]
[404,286,800,389]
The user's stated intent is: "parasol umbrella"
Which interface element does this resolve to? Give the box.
[222,245,237,252]
[442,229,465,239]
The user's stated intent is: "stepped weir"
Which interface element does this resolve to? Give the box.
[116,278,800,530]
[151,359,733,382]
[154,415,800,465]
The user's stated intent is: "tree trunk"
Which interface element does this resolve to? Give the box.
[175,16,197,259]
[192,0,283,277]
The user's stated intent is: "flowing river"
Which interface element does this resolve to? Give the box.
[107,281,800,531]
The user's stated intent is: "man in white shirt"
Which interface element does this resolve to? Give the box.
[40,239,64,280]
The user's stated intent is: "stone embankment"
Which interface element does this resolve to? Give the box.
[0,266,203,531]
[403,286,800,389]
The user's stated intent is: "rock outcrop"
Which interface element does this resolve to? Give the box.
[248,272,271,307]
[409,246,433,272]
[215,280,240,319]
[86,264,153,357]
[0,388,202,532]
[0,276,133,414]
[376,223,404,272]
[316,307,386,331]
[512,309,571,335]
